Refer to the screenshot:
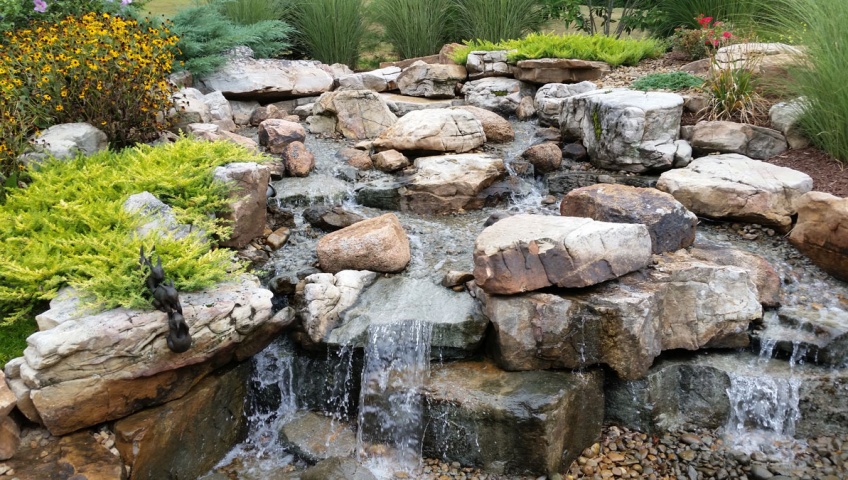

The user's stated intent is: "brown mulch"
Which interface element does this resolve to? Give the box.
[766,147,848,198]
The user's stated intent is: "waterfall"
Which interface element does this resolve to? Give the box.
[723,372,802,457]
[356,319,433,477]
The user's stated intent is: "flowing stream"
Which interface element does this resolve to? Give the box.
[203,120,848,479]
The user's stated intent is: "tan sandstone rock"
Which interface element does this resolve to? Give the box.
[258,119,306,154]
[317,213,411,274]
[213,162,270,248]
[452,105,514,143]
[789,191,848,282]
[372,108,485,154]
[282,141,315,177]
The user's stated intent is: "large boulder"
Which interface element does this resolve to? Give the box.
[473,214,653,294]
[372,108,485,154]
[310,90,397,140]
[114,362,250,480]
[337,66,402,92]
[461,77,537,116]
[0,417,19,461]
[714,42,804,78]
[213,162,270,248]
[688,245,781,308]
[534,81,597,127]
[16,275,285,435]
[401,153,506,214]
[513,58,610,84]
[657,154,813,231]
[559,184,698,254]
[25,123,108,163]
[789,191,848,282]
[451,105,514,143]
[202,90,234,124]
[423,361,603,476]
[316,213,411,274]
[521,142,562,174]
[281,141,316,177]
[689,120,788,159]
[478,249,762,379]
[560,89,690,172]
[197,57,333,102]
[769,98,809,149]
[397,61,467,98]
[171,88,213,132]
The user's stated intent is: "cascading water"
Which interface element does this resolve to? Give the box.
[357,319,433,478]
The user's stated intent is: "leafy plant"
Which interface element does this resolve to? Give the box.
[632,71,704,91]
[577,0,658,38]
[0,12,178,177]
[369,0,456,60]
[0,138,264,324]
[701,59,764,123]
[670,13,738,60]
[171,3,294,76]
[452,0,548,43]
[647,0,774,38]
[287,0,366,68]
[450,32,663,67]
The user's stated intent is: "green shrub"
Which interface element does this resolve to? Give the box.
[171,2,294,76]
[452,0,548,43]
[771,0,848,163]
[0,316,36,366]
[451,32,663,67]
[701,63,763,123]
[369,0,456,59]
[632,72,704,91]
[0,13,178,177]
[0,138,264,324]
[288,0,366,68]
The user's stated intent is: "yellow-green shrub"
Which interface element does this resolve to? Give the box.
[0,138,266,325]
[0,12,179,177]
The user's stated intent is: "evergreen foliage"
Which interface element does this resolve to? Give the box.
[632,71,704,91]
[0,138,266,325]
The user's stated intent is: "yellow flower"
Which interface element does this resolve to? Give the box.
[55,105,63,111]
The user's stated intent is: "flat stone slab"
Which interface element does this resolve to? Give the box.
[657,154,813,230]
[380,93,456,117]
[197,57,334,102]
[372,108,485,154]
[279,412,356,463]
[514,58,610,84]
[472,214,653,294]
[422,360,603,476]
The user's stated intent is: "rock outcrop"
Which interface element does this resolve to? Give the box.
[460,77,537,116]
[316,213,411,273]
[688,121,788,159]
[401,153,506,214]
[397,61,467,98]
[197,57,334,102]
[372,108,485,154]
[513,58,610,84]
[213,162,270,248]
[473,214,653,294]
[534,81,597,127]
[309,90,397,139]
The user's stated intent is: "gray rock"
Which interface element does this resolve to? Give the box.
[279,412,356,463]
[755,306,848,367]
[123,191,196,241]
[0,372,15,417]
[25,123,108,163]
[546,170,658,195]
[202,91,234,123]
[355,178,403,211]
[171,88,213,132]
[535,81,598,127]
[229,100,260,125]
[690,121,788,159]
[688,245,781,308]
[560,89,685,172]
[301,270,379,343]
[473,214,653,294]
[559,184,697,254]
[197,58,334,102]
[461,77,537,116]
[325,277,488,357]
[397,61,467,98]
[0,416,19,461]
[423,361,603,476]
[769,98,809,149]
[465,50,515,80]
[303,206,365,231]
[657,154,813,231]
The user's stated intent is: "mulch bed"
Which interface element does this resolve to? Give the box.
[766,147,847,198]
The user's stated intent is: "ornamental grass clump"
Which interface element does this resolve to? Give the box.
[0,12,178,177]
[453,0,548,43]
[289,0,366,68]
[0,138,264,325]
[369,0,456,59]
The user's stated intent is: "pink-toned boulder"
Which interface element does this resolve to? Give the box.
[0,416,20,460]
[522,142,562,174]
[213,162,270,248]
[282,141,316,177]
[317,213,410,273]
[258,119,306,154]
[372,149,409,172]
[789,191,848,282]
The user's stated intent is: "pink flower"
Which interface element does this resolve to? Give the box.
[33,0,47,13]
[698,16,713,27]
[121,0,132,5]
[723,31,732,39]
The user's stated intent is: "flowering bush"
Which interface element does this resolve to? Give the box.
[0,0,139,33]
[0,12,178,177]
[671,13,735,60]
